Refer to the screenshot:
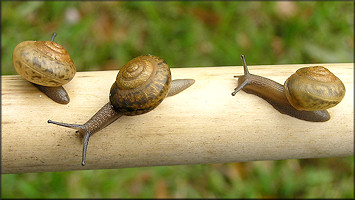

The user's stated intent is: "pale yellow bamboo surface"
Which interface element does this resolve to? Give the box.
[2,63,353,174]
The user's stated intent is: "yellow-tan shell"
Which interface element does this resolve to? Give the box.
[284,66,346,111]
[12,41,76,87]
[109,55,172,116]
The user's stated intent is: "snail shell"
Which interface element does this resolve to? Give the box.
[109,55,172,116]
[284,66,346,111]
[12,40,76,87]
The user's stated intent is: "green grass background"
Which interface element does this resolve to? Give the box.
[1,1,354,198]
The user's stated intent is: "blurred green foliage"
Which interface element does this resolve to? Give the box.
[1,1,353,198]
[2,158,354,198]
[1,1,353,75]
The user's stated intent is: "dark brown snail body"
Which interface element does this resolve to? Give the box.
[232,55,345,122]
[48,55,195,166]
[12,33,76,104]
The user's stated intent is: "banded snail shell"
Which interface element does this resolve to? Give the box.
[284,66,346,111]
[109,55,172,116]
[12,40,76,87]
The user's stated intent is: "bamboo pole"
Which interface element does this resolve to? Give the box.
[2,63,353,174]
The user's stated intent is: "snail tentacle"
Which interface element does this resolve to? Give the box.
[47,119,90,166]
[82,134,90,166]
[47,120,85,130]
[232,79,249,96]
[48,103,123,166]
[232,54,251,96]
[50,32,57,42]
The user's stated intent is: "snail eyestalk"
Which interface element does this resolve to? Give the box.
[47,120,84,131]
[51,32,57,42]
[232,54,251,96]
[82,133,90,166]
[239,54,250,76]
[47,120,90,166]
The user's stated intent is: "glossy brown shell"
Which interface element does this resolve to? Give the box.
[109,55,172,116]
[284,66,346,111]
[12,41,76,87]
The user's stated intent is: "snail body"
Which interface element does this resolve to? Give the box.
[48,55,195,166]
[232,55,345,122]
[12,33,76,104]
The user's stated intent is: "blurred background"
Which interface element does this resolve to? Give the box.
[1,1,353,198]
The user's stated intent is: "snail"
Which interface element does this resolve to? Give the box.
[231,55,345,122]
[47,55,195,166]
[12,33,76,104]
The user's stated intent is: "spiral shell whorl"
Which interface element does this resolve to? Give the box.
[110,55,172,116]
[115,56,154,90]
[35,41,74,65]
[12,41,76,87]
[284,66,346,111]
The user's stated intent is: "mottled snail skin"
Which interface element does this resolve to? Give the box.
[232,55,345,122]
[48,55,195,166]
[12,33,76,104]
